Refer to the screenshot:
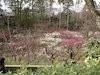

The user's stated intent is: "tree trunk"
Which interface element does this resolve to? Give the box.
[19,1,22,25]
[84,0,100,17]
[85,0,100,28]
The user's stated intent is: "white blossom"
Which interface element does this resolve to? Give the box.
[40,32,61,49]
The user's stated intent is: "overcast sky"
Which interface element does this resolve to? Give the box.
[0,0,100,12]
[52,0,100,12]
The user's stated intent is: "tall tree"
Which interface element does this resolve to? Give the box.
[0,0,2,12]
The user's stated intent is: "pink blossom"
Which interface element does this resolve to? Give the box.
[59,39,68,46]
[60,33,73,39]
[9,39,36,49]
[0,32,13,40]
[60,38,87,46]
[66,38,87,46]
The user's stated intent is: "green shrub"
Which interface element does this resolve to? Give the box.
[82,38,100,58]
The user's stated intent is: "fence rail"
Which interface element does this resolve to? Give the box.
[5,65,53,69]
